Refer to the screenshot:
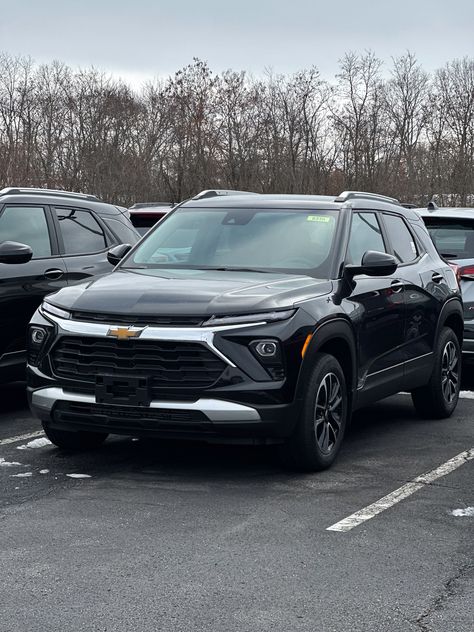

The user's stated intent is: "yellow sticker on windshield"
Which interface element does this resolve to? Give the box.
[307,215,331,223]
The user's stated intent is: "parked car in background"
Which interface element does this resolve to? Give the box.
[28,190,463,471]
[0,187,140,382]
[417,206,474,362]
[129,202,174,235]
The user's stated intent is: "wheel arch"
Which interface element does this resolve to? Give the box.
[436,298,463,347]
[296,318,357,406]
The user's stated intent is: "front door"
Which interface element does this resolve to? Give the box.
[0,204,68,370]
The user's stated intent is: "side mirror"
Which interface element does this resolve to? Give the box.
[0,241,33,264]
[107,243,132,266]
[345,250,398,278]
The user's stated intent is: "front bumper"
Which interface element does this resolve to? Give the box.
[28,385,296,443]
[27,307,309,443]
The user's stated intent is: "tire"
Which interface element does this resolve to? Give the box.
[42,423,108,450]
[280,353,349,471]
[411,327,461,419]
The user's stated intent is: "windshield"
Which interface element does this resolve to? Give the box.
[424,218,474,259]
[125,207,339,276]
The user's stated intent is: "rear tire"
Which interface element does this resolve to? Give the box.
[411,327,461,419]
[280,353,348,471]
[42,423,108,450]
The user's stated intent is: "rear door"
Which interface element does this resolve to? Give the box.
[381,212,447,387]
[52,206,112,283]
[0,204,67,366]
[344,211,406,403]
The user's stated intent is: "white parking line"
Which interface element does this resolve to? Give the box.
[0,431,44,447]
[327,448,474,533]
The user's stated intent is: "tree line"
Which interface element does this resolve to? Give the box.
[0,51,473,207]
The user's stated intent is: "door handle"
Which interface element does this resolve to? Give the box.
[390,280,404,293]
[44,268,64,280]
[432,272,444,283]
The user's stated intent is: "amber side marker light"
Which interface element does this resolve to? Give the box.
[301,334,313,358]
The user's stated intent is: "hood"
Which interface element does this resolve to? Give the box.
[46,268,333,317]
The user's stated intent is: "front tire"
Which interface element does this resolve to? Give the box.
[281,353,349,471]
[411,327,461,419]
[42,423,108,450]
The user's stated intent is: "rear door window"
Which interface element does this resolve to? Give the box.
[0,205,51,257]
[55,208,107,255]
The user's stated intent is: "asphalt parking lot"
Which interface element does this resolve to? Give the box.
[0,382,472,632]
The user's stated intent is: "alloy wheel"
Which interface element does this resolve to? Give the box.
[441,340,459,404]
[314,372,343,455]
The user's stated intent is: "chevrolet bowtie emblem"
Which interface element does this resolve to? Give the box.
[107,327,143,340]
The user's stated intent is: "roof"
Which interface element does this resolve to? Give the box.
[0,187,125,216]
[416,207,474,220]
[181,192,417,217]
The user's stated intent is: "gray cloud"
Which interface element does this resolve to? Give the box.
[1,0,473,84]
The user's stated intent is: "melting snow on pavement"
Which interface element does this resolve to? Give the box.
[66,474,91,479]
[10,472,33,478]
[451,507,474,517]
[17,437,52,450]
[0,458,23,467]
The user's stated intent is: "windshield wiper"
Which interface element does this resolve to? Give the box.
[199,266,275,273]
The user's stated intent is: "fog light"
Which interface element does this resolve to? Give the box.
[31,327,47,345]
[255,341,278,357]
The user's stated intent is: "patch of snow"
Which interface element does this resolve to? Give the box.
[451,507,474,517]
[10,472,32,478]
[39,469,50,474]
[0,457,23,467]
[459,391,474,399]
[17,437,52,450]
[66,473,91,479]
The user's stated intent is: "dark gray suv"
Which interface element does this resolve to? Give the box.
[0,187,140,382]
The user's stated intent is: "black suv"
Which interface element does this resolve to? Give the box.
[27,191,463,470]
[0,187,140,382]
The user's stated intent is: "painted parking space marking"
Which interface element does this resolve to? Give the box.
[0,431,44,447]
[327,448,474,533]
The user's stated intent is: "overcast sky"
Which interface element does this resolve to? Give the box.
[1,0,473,86]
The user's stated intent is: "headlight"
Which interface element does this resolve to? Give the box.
[203,309,296,328]
[40,302,71,320]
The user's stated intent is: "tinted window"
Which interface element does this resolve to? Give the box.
[103,217,140,245]
[423,218,474,259]
[129,208,339,276]
[383,214,418,263]
[55,208,107,254]
[347,212,386,265]
[0,206,51,257]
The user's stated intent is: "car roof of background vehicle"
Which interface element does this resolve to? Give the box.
[416,207,474,220]
[0,187,127,217]
[129,202,174,209]
[181,191,419,218]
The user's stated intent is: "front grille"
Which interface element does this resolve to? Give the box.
[53,401,211,432]
[71,311,204,327]
[51,337,226,388]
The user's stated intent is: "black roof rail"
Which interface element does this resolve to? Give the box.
[0,187,100,202]
[400,203,417,209]
[334,191,400,206]
[192,189,258,200]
